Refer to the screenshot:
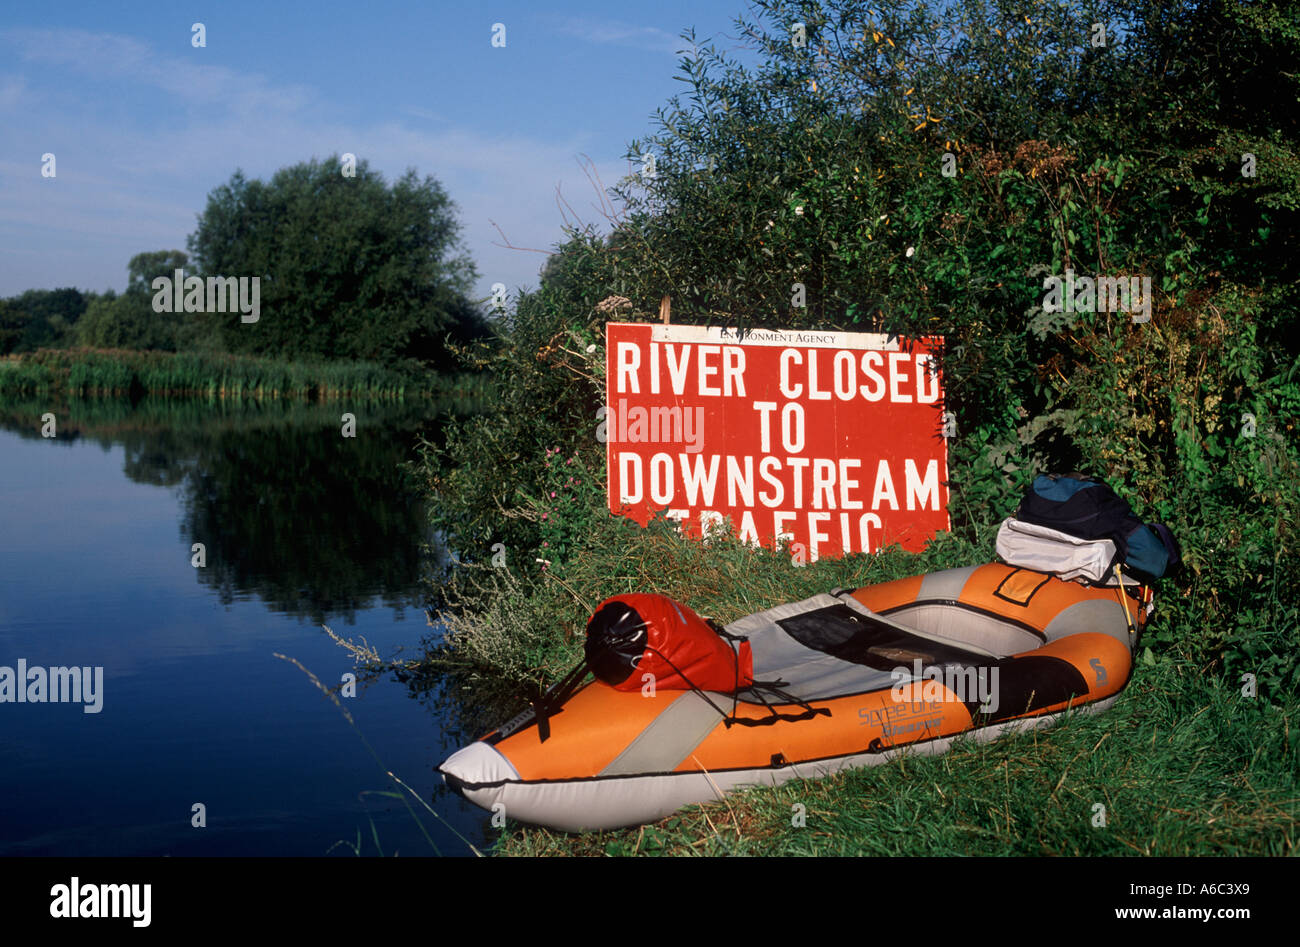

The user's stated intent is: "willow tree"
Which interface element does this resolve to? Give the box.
[187,156,482,366]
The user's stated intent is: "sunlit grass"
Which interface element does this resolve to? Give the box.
[495,659,1297,857]
[422,509,1297,857]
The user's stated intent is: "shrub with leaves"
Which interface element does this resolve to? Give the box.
[420,0,1299,701]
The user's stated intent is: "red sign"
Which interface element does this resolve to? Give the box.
[605,323,949,559]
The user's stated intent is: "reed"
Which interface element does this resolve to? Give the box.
[0,348,472,401]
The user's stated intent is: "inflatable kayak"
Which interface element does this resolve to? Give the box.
[438,561,1147,832]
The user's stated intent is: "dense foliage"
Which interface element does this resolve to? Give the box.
[74,251,194,352]
[3,157,493,382]
[422,0,1300,707]
[0,288,90,354]
[187,156,486,364]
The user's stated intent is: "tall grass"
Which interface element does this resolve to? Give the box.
[498,657,1296,856]
[0,348,489,401]
[424,505,1298,857]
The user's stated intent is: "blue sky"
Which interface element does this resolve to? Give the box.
[0,0,754,306]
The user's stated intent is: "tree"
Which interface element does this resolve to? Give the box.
[186,156,479,365]
[596,0,1299,439]
[0,288,90,352]
[127,250,189,292]
[76,251,190,351]
[0,299,20,355]
[425,0,1300,593]
[77,290,177,351]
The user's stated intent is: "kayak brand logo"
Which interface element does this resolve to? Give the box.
[49,877,151,927]
[151,268,260,323]
[858,699,946,740]
[889,660,1000,714]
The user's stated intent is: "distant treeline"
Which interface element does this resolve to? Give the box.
[1,156,498,384]
[0,279,493,368]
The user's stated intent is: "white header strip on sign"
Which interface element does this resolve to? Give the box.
[647,323,899,350]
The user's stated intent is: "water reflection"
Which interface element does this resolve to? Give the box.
[0,396,455,623]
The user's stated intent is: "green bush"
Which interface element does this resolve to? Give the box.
[420,1,1300,708]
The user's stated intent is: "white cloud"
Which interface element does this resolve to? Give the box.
[552,17,692,55]
[1,28,312,114]
[0,29,627,299]
[400,105,449,124]
[0,74,25,109]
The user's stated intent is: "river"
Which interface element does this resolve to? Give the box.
[0,395,499,856]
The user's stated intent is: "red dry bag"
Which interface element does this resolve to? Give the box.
[583,593,754,693]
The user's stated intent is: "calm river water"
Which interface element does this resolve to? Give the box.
[0,396,499,856]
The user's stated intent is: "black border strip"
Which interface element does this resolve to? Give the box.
[993,568,1053,607]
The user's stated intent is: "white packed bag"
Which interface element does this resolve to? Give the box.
[995,517,1118,584]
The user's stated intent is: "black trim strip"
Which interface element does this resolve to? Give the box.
[976,654,1090,723]
[992,568,1052,607]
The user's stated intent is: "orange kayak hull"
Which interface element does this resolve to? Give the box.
[439,562,1142,831]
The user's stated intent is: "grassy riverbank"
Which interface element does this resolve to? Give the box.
[419,509,1298,857]
[495,655,1295,857]
[0,347,491,401]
